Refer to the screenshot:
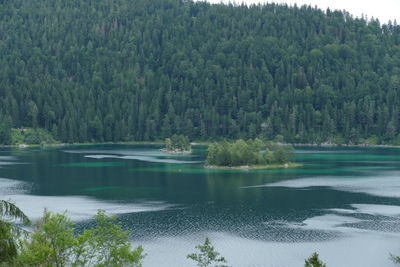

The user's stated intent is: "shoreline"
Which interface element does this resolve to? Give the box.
[204,162,303,170]
[0,141,164,148]
[1,141,399,149]
[292,143,400,149]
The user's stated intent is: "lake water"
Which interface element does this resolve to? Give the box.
[1,145,400,266]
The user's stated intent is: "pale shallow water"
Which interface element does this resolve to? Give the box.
[1,145,400,266]
[248,172,400,198]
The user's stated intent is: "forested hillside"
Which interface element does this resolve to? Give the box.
[0,0,399,144]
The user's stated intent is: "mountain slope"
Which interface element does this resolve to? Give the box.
[0,0,399,144]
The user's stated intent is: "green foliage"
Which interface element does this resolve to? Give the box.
[18,212,76,267]
[362,135,380,145]
[74,210,145,267]
[304,252,326,267]
[0,116,12,145]
[165,138,173,150]
[187,237,229,267]
[0,0,399,144]
[18,210,144,267]
[0,200,30,265]
[332,136,345,146]
[391,254,400,264]
[88,117,104,142]
[206,139,294,166]
[393,135,400,146]
[164,134,191,152]
[11,128,56,145]
[266,142,295,164]
[0,221,18,266]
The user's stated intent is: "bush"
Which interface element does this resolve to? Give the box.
[11,128,56,145]
[164,134,191,152]
[18,210,144,267]
[363,135,380,145]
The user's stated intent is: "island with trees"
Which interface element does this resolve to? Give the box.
[205,138,300,170]
[161,134,192,154]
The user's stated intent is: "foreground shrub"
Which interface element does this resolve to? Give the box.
[18,210,144,267]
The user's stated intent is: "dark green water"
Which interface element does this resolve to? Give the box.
[1,145,400,266]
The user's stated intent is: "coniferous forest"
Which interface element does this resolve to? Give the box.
[0,0,400,145]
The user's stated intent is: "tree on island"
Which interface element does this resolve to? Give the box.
[187,237,230,267]
[163,134,191,153]
[265,141,295,164]
[205,139,294,167]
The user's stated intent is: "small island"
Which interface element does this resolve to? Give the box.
[161,134,192,154]
[205,138,300,170]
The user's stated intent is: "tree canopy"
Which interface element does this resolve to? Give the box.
[206,139,294,166]
[163,134,191,152]
[0,0,400,144]
[18,210,145,267]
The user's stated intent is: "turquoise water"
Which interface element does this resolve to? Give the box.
[1,145,400,266]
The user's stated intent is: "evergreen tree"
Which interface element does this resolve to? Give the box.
[305,252,326,267]
[187,237,229,267]
[0,200,30,265]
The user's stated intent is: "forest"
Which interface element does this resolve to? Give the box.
[0,0,399,145]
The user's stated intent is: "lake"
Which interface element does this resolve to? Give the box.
[1,144,400,266]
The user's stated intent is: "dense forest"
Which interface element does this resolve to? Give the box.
[0,0,399,144]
